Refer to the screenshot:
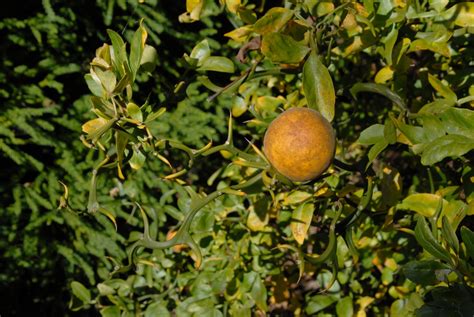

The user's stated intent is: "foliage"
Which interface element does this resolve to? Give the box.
[1,0,474,316]
[0,0,228,315]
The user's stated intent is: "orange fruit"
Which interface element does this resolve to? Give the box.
[263,107,335,182]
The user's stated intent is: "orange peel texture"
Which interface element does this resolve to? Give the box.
[263,107,336,182]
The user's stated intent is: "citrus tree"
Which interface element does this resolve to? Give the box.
[63,0,473,316]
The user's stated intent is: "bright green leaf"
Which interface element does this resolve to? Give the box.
[357,124,384,145]
[198,56,234,73]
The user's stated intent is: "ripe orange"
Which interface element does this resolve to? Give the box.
[263,107,335,182]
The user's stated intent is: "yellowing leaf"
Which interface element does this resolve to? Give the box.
[444,2,474,27]
[225,0,240,13]
[282,191,312,205]
[261,32,310,64]
[428,73,457,102]
[247,198,270,231]
[253,7,293,35]
[303,51,335,121]
[375,66,394,84]
[255,96,284,113]
[82,117,108,135]
[397,193,446,217]
[179,0,204,22]
[291,203,315,244]
[317,2,335,16]
[224,25,253,42]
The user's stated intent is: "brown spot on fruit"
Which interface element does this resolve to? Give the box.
[263,107,335,182]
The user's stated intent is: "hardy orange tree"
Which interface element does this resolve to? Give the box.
[62,1,474,316]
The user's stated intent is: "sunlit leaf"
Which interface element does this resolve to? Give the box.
[291,202,315,245]
[428,74,457,102]
[421,134,474,165]
[397,193,446,217]
[253,7,293,35]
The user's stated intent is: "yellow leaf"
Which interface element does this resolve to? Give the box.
[428,73,457,102]
[316,2,335,16]
[224,25,253,42]
[375,66,394,84]
[247,209,268,231]
[397,193,447,217]
[82,117,108,135]
[446,2,474,27]
[225,0,240,13]
[291,203,315,244]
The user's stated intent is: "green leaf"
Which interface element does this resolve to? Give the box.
[243,272,268,311]
[303,51,335,121]
[129,22,147,80]
[382,25,398,65]
[71,281,91,304]
[107,29,127,76]
[390,116,428,145]
[100,306,121,317]
[409,38,451,58]
[145,302,170,317]
[402,260,449,285]
[384,118,397,144]
[441,2,474,27]
[140,45,158,72]
[291,202,315,245]
[97,283,115,296]
[441,216,459,252]
[95,69,116,94]
[282,191,312,205]
[198,56,234,73]
[415,216,452,263]
[336,296,354,317]
[145,107,166,123]
[439,108,474,139]
[428,74,457,103]
[418,99,454,115]
[460,226,474,259]
[421,134,474,165]
[357,124,384,145]
[306,295,338,314]
[430,0,448,12]
[397,194,446,217]
[367,140,388,165]
[190,39,211,63]
[261,32,310,64]
[126,102,143,122]
[129,148,146,170]
[253,7,293,35]
[420,115,446,141]
[390,294,424,317]
[84,74,104,97]
[350,83,406,111]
